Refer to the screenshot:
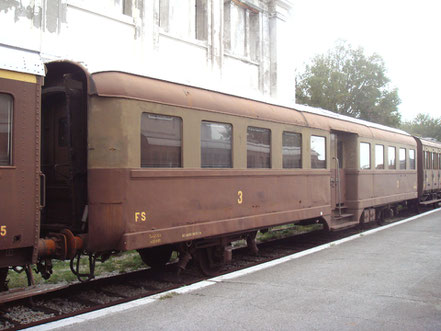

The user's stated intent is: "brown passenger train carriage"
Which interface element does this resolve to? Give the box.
[416,137,441,206]
[0,60,432,289]
[50,63,418,267]
[0,68,43,273]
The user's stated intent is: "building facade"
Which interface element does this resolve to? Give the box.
[0,0,295,102]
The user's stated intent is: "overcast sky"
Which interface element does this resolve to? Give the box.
[292,0,441,121]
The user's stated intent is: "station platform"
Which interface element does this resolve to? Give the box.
[31,209,441,331]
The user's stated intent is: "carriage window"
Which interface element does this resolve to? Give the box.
[424,151,431,169]
[433,152,437,169]
[409,149,416,170]
[399,148,406,169]
[201,121,232,168]
[360,142,371,169]
[247,127,271,168]
[375,145,384,169]
[0,94,13,166]
[141,113,182,167]
[311,135,326,169]
[388,146,396,169]
[283,131,302,168]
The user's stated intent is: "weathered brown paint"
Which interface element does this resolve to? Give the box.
[0,74,42,267]
[84,70,424,247]
[87,168,331,251]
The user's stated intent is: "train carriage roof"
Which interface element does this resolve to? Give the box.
[41,60,414,146]
[0,47,45,76]
[88,70,416,146]
[418,137,441,149]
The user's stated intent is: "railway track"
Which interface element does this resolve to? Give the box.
[0,209,422,330]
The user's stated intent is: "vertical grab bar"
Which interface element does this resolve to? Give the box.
[334,157,342,217]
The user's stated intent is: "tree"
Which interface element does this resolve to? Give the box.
[296,41,401,127]
[401,113,441,141]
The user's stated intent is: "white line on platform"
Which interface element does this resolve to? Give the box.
[25,207,440,331]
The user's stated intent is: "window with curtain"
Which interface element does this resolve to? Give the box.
[0,94,13,166]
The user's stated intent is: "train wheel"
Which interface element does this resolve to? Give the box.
[196,247,223,276]
[376,209,385,225]
[0,268,8,291]
[138,245,173,269]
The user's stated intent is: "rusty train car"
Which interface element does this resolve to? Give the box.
[1,59,441,289]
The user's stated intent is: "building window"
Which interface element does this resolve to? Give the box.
[360,142,371,169]
[141,113,182,167]
[375,144,384,169]
[123,0,132,16]
[282,132,302,168]
[224,0,260,61]
[0,94,13,166]
[409,149,416,170]
[159,0,207,41]
[247,126,270,168]
[311,135,326,169]
[399,148,406,170]
[201,121,232,168]
[388,146,396,169]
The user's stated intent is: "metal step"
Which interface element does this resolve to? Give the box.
[330,220,359,231]
[330,212,356,231]
[420,199,441,206]
[332,213,354,221]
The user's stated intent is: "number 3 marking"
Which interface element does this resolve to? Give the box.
[237,191,243,204]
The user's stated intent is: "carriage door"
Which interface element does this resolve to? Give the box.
[437,153,441,190]
[330,133,345,210]
[424,151,432,192]
[41,75,87,234]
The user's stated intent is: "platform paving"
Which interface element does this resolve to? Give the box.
[34,209,441,331]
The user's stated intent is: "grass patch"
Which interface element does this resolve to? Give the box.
[5,251,146,290]
[257,223,322,242]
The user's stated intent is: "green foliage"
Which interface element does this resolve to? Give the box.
[6,251,146,289]
[257,224,322,242]
[296,41,401,127]
[401,113,441,141]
